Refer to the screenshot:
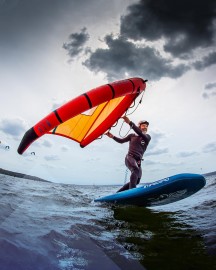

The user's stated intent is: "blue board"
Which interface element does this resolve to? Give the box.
[95,173,206,207]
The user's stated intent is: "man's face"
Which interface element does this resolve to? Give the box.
[140,123,148,133]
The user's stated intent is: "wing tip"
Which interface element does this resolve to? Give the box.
[17,127,38,155]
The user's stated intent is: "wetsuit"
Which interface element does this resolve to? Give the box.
[113,121,151,192]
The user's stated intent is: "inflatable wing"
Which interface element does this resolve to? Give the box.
[17,78,147,154]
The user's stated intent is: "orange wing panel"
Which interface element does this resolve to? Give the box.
[52,96,125,143]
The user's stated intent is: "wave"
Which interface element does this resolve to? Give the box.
[0,238,59,270]
[0,173,215,269]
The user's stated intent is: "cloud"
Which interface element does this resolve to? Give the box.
[74,0,216,81]
[0,141,10,150]
[148,129,168,150]
[85,157,100,162]
[23,151,36,157]
[202,81,216,99]
[202,91,216,99]
[193,51,216,71]
[204,82,216,90]
[145,147,169,156]
[0,0,85,52]
[177,151,198,158]
[41,163,56,169]
[0,0,22,14]
[61,145,70,152]
[44,154,60,161]
[84,34,189,81]
[41,140,53,148]
[120,0,216,58]
[144,159,183,167]
[202,142,216,153]
[144,160,157,166]
[63,27,89,60]
[51,99,66,111]
[0,118,27,138]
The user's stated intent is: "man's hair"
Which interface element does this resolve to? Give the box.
[138,120,149,126]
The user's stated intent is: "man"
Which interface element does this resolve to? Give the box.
[106,116,151,192]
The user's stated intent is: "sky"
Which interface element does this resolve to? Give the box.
[0,0,216,185]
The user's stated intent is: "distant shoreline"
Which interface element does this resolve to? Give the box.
[203,171,216,177]
[0,167,215,184]
[0,168,51,183]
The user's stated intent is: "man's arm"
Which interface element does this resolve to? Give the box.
[105,131,131,143]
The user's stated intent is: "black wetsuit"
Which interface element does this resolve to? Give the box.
[113,121,151,192]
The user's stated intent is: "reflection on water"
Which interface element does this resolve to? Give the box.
[98,205,216,270]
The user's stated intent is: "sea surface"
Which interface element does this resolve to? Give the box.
[0,173,215,270]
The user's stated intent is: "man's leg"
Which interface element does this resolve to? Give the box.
[137,166,142,185]
[127,156,140,189]
[116,182,130,192]
[116,155,141,192]
[117,155,139,192]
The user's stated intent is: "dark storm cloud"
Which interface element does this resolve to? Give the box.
[80,0,216,81]
[84,34,189,81]
[0,0,92,53]
[0,0,21,13]
[63,27,89,59]
[0,0,64,37]
[193,51,216,71]
[120,0,216,58]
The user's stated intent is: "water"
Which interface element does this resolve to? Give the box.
[0,173,215,270]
